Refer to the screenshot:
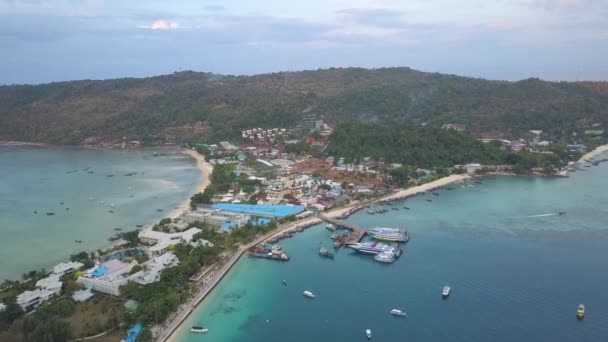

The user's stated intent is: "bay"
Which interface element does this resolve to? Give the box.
[177,158,608,341]
[0,146,201,281]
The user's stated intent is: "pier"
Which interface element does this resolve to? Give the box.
[318,214,366,245]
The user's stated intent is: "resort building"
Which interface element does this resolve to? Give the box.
[128,252,179,285]
[184,208,251,229]
[52,261,84,276]
[72,289,95,303]
[76,259,135,296]
[16,288,60,311]
[138,227,205,256]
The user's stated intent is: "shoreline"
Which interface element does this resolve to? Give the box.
[164,149,213,222]
[577,144,608,163]
[161,173,469,341]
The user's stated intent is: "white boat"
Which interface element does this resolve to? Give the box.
[365,329,372,339]
[190,325,208,333]
[303,290,315,298]
[442,286,451,298]
[347,242,394,255]
[374,251,396,263]
[326,223,336,231]
[390,309,407,317]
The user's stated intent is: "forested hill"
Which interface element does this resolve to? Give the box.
[1,67,607,144]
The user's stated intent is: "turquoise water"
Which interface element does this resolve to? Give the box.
[177,159,608,341]
[0,146,201,281]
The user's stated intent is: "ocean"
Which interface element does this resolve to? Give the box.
[0,146,201,281]
[176,158,608,341]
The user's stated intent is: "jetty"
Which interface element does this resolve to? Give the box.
[318,214,366,245]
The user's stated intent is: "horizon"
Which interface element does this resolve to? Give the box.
[1,0,607,84]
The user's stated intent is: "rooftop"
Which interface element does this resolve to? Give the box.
[211,203,305,218]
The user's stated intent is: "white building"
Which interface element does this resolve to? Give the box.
[17,288,59,311]
[0,303,6,312]
[52,261,84,276]
[76,259,135,296]
[129,252,180,285]
[185,209,251,229]
[139,228,206,256]
[72,289,95,303]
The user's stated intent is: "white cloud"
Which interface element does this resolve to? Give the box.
[138,20,180,30]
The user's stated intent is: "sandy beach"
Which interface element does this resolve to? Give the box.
[160,172,469,341]
[166,149,213,220]
[578,144,608,163]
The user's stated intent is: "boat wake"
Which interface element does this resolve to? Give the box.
[514,213,559,218]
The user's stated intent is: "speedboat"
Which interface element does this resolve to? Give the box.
[303,290,315,299]
[374,251,396,263]
[365,329,372,339]
[190,325,208,333]
[442,286,451,298]
[577,304,585,319]
[282,279,287,286]
[326,223,336,231]
[319,247,334,259]
[390,309,407,317]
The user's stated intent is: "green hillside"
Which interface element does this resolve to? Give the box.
[1,68,607,144]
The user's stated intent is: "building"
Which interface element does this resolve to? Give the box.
[72,289,95,303]
[129,252,179,285]
[138,228,204,256]
[52,261,84,276]
[442,123,466,132]
[185,208,251,229]
[17,288,59,311]
[76,259,135,296]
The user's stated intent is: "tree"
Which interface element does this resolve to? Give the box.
[0,299,23,328]
[122,230,139,246]
[138,327,153,342]
[390,166,411,187]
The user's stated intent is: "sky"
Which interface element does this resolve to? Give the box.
[0,0,607,84]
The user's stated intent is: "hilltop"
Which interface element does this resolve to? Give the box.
[0,67,607,144]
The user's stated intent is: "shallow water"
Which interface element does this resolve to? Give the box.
[177,158,608,341]
[0,146,201,280]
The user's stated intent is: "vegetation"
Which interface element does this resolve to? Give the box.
[1,68,607,144]
[190,163,260,207]
[328,121,566,174]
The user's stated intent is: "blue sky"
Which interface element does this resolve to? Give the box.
[0,0,606,84]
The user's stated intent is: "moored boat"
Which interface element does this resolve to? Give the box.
[374,251,396,263]
[390,308,407,317]
[326,223,336,231]
[577,304,585,319]
[347,242,394,255]
[190,325,208,333]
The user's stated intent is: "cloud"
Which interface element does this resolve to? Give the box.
[138,20,180,30]
[530,0,587,10]
[203,5,226,12]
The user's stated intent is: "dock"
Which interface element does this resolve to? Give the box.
[318,214,366,245]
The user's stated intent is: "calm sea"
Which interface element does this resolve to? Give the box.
[177,157,608,342]
[0,146,201,281]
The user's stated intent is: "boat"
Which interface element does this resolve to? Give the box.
[432,192,440,196]
[249,244,289,261]
[368,228,410,243]
[319,247,334,259]
[282,279,287,286]
[391,207,399,210]
[426,199,433,202]
[108,233,122,242]
[303,290,315,298]
[558,211,566,216]
[74,240,82,243]
[326,223,336,231]
[577,304,585,319]
[367,211,376,215]
[295,227,304,233]
[390,309,407,317]
[333,240,343,248]
[347,242,394,255]
[403,206,410,210]
[374,251,396,263]
[190,325,208,333]
[442,286,451,298]
[46,212,55,216]
[365,329,372,339]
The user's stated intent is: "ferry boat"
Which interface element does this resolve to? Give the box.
[190,325,208,333]
[303,290,315,298]
[577,304,585,319]
[442,286,451,298]
[347,242,394,255]
[365,329,372,339]
[374,251,396,263]
[368,228,410,243]
[390,309,407,317]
